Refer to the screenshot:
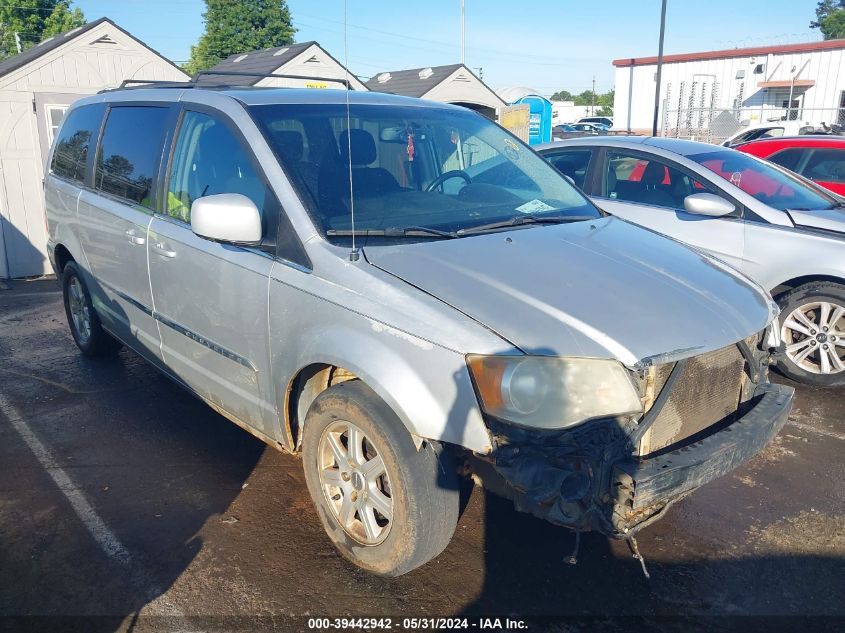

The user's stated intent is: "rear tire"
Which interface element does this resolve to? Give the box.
[301,380,459,576]
[62,261,122,357]
[776,281,845,387]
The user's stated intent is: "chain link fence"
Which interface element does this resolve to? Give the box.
[662,105,845,145]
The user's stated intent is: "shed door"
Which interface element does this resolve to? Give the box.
[0,91,47,278]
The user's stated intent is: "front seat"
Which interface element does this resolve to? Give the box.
[635,161,676,208]
[338,129,401,197]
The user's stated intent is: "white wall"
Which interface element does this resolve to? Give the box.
[614,46,845,132]
[422,67,505,113]
[551,101,593,124]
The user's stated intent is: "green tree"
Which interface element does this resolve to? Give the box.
[811,0,845,39]
[573,90,595,106]
[596,88,614,116]
[550,89,573,102]
[0,0,84,60]
[186,0,296,75]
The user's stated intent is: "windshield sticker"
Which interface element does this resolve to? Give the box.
[730,171,742,187]
[516,199,556,213]
[503,139,520,161]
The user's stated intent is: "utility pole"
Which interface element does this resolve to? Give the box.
[460,0,465,65]
[591,76,596,116]
[14,32,23,54]
[652,0,668,136]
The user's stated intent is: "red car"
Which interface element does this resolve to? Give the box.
[736,136,845,196]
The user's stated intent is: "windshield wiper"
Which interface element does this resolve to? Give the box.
[326,226,459,238]
[456,214,596,236]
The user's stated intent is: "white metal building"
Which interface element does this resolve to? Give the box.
[0,18,189,279]
[551,101,594,125]
[614,39,845,139]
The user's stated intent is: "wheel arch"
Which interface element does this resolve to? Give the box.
[771,274,845,299]
[278,326,492,455]
[53,243,75,276]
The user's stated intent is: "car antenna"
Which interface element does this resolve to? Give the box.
[343,0,359,262]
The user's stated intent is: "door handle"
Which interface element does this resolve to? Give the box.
[125,229,145,246]
[152,241,177,258]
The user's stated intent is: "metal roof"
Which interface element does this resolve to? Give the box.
[613,38,845,68]
[364,64,466,98]
[202,41,350,87]
[0,17,185,81]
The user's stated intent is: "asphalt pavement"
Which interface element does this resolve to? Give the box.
[1,278,843,632]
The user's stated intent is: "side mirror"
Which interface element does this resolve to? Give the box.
[190,194,262,245]
[683,192,735,217]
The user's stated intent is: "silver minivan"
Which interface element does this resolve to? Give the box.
[46,85,793,576]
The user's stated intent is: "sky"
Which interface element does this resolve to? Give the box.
[69,0,822,96]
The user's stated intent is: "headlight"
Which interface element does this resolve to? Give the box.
[466,355,643,429]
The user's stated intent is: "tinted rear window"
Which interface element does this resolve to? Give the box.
[50,104,105,184]
[95,106,170,207]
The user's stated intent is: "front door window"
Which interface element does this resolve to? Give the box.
[167,111,270,224]
[605,152,712,210]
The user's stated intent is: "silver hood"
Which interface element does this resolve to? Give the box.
[364,217,777,367]
[787,207,845,234]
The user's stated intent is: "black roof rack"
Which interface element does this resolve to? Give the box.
[195,69,352,89]
[109,70,352,92]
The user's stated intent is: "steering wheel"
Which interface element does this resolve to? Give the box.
[426,170,472,192]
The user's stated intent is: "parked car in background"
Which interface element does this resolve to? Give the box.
[538,137,845,386]
[46,86,791,576]
[569,122,606,134]
[722,120,815,148]
[735,136,845,196]
[578,116,613,128]
[552,123,591,140]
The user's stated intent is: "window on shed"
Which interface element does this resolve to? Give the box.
[45,105,68,146]
[95,106,170,208]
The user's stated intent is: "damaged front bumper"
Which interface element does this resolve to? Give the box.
[471,382,794,538]
[610,382,793,535]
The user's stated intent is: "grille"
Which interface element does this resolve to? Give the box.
[639,343,747,455]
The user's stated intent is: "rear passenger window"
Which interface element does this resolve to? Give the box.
[543,149,593,188]
[166,111,269,223]
[802,148,845,184]
[95,106,169,208]
[50,104,105,184]
[768,148,806,172]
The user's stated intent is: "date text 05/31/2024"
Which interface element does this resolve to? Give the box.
[306,617,529,630]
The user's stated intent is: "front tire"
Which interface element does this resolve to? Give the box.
[776,282,845,387]
[62,261,121,357]
[301,380,459,576]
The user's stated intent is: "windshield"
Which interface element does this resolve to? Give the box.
[249,103,599,237]
[690,149,839,211]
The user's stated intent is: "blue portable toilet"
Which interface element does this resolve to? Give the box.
[495,87,552,145]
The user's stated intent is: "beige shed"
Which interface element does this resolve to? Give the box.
[0,18,189,279]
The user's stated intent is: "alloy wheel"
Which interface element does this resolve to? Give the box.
[67,276,92,344]
[781,301,845,375]
[317,420,393,545]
